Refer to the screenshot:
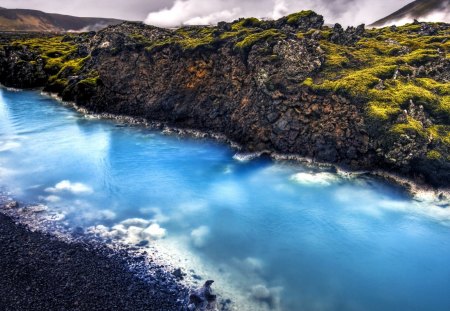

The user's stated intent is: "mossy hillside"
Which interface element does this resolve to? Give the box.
[10,36,76,72]
[141,17,292,54]
[303,23,450,157]
[8,36,91,91]
[286,10,316,25]
[234,29,286,51]
[78,74,100,87]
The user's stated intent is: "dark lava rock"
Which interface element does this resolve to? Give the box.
[0,213,187,311]
[172,268,186,280]
[3,201,19,209]
[0,19,448,188]
[188,280,217,311]
[329,23,365,46]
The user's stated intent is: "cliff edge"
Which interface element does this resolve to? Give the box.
[0,11,449,188]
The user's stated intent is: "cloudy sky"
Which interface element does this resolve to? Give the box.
[0,0,437,26]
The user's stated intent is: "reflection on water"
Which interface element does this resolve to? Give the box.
[1,88,450,311]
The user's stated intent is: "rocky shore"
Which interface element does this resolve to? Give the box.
[0,208,190,311]
[1,11,449,311]
[0,12,449,188]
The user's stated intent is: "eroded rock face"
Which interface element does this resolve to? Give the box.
[70,24,370,168]
[0,18,448,188]
[0,47,47,88]
[329,23,365,46]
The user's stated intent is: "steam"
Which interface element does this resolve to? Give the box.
[376,9,450,27]
[68,22,111,33]
[144,0,413,28]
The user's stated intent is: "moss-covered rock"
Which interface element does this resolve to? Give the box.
[0,16,449,187]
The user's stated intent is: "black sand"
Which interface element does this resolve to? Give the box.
[0,213,186,311]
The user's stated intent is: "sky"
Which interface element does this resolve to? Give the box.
[0,0,442,27]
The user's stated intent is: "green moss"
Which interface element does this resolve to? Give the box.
[48,75,68,89]
[439,96,450,117]
[61,56,90,74]
[399,48,440,65]
[304,24,449,151]
[231,17,262,30]
[369,80,437,106]
[78,76,99,87]
[219,28,252,40]
[11,36,86,78]
[286,10,315,25]
[416,78,450,96]
[129,34,153,45]
[146,27,220,52]
[428,125,450,146]
[310,65,397,98]
[235,29,285,50]
[391,116,427,138]
[367,101,401,121]
[12,36,76,60]
[302,78,314,87]
[427,150,442,160]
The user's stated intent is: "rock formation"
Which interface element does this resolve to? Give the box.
[0,11,449,188]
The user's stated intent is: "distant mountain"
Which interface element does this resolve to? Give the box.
[370,0,449,27]
[0,7,124,32]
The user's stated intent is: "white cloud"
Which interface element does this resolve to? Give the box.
[0,140,21,152]
[334,187,450,225]
[377,10,450,27]
[45,180,93,195]
[251,284,271,299]
[83,209,117,221]
[272,0,289,20]
[232,256,265,274]
[191,225,210,247]
[290,172,339,186]
[146,0,240,28]
[91,221,167,244]
[145,0,414,28]
[120,217,150,228]
[139,206,171,223]
[142,223,167,239]
[43,195,61,202]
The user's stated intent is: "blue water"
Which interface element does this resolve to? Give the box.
[1,88,450,311]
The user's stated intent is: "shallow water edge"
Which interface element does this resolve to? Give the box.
[34,87,450,201]
[2,86,450,311]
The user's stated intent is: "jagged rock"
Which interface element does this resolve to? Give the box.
[188,280,217,311]
[172,268,185,280]
[0,20,448,188]
[329,23,365,46]
[275,11,324,32]
[3,201,19,209]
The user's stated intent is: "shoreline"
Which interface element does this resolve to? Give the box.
[39,88,450,200]
[0,188,235,310]
[4,85,449,200]
[1,87,449,311]
[0,207,189,310]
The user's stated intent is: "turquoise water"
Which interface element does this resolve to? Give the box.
[1,88,450,311]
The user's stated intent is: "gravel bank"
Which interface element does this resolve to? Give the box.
[0,212,187,311]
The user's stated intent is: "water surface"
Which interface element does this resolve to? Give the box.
[1,88,450,311]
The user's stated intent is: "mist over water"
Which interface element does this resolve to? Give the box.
[1,88,450,311]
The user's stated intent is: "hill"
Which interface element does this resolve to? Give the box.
[0,7,123,32]
[371,0,449,27]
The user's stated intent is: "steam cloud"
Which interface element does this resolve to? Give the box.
[68,22,111,33]
[4,0,448,28]
[144,0,414,27]
[378,9,450,27]
[45,180,93,195]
